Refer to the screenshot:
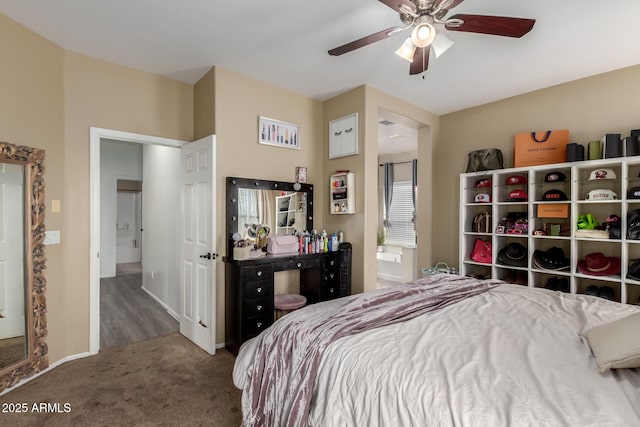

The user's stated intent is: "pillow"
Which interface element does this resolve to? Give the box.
[583,312,640,372]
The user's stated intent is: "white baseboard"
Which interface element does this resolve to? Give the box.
[141,285,179,320]
[0,351,91,397]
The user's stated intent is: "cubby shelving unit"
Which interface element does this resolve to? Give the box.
[460,157,640,305]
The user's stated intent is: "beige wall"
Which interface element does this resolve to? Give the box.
[0,13,66,362]
[0,13,194,364]
[323,87,367,292]
[323,86,439,292]
[366,87,438,287]
[437,65,640,267]
[211,67,324,342]
[194,67,216,139]
[62,53,192,360]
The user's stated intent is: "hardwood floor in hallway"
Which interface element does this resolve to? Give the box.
[100,262,179,350]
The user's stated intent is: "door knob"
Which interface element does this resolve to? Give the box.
[200,252,218,259]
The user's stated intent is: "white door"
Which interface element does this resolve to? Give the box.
[0,163,26,338]
[179,135,216,354]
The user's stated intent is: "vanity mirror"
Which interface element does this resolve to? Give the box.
[0,142,47,393]
[226,177,313,260]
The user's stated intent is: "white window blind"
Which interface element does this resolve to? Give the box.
[238,188,260,229]
[385,181,416,246]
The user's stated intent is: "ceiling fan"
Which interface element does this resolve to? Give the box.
[328,0,535,75]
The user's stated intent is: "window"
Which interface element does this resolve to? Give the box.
[238,188,260,230]
[384,181,416,246]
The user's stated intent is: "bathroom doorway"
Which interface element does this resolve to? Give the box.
[377,109,422,288]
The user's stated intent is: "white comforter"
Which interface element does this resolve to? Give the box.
[234,284,640,426]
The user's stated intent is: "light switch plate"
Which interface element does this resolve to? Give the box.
[44,230,61,245]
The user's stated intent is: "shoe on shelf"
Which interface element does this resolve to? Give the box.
[545,277,559,290]
[514,271,527,285]
[585,285,600,297]
[599,286,615,301]
[556,278,569,293]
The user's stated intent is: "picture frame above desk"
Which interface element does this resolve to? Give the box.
[258,116,300,150]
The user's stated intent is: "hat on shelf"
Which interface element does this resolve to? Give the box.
[628,187,640,199]
[577,252,621,276]
[474,193,491,203]
[506,175,527,185]
[497,242,527,268]
[505,189,528,202]
[589,168,616,180]
[574,229,610,239]
[544,171,568,183]
[475,178,491,188]
[532,247,570,271]
[542,189,568,201]
[586,189,617,200]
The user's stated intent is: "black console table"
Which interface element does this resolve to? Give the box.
[224,243,352,354]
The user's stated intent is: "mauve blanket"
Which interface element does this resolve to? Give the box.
[239,273,502,427]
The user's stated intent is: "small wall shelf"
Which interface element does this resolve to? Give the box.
[330,171,355,214]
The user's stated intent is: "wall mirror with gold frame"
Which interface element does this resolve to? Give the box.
[0,142,47,393]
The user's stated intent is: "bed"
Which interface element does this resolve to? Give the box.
[233,274,640,427]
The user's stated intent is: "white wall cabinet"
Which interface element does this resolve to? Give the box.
[329,113,358,159]
[459,157,640,305]
[330,172,355,214]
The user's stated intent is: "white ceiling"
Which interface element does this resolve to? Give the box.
[1,0,639,115]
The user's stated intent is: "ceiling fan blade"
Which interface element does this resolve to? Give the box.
[378,0,417,14]
[434,0,465,11]
[445,14,535,38]
[409,45,430,75]
[328,27,401,56]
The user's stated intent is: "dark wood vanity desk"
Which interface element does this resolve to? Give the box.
[224,176,352,354]
[224,245,352,355]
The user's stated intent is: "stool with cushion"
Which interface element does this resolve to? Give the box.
[274,294,307,319]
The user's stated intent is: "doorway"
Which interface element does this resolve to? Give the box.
[376,109,423,288]
[98,140,179,350]
[90,128,190,355]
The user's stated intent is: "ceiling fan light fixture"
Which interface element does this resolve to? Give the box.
[411,23,436,48]
[395,37,417,62]
[432,32,455,58]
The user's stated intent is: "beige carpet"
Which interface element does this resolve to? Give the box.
[0,334,242,426]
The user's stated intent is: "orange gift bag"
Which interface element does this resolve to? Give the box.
[514,130,569,168]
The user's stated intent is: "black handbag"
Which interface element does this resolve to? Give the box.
[465,149,504,173]
[628,209,640,240]
[628,259,640,280]
[602,214,621,239]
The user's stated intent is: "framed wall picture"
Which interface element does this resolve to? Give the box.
[259,116,300,149]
